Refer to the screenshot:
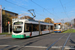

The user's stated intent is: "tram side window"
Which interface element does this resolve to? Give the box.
[24,23,32,32]
[41,25,46,31]
[54,24,56,29]
[50,26,53,30]
[33,24,39,31]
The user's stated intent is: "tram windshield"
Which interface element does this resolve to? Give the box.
[13,26,22,33]
[14,22,23,25]
[55,25,61,29]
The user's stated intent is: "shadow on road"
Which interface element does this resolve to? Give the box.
[69,39,75,50]
[70,39,75,44]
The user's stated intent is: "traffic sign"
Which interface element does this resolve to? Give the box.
[8,21,10,24]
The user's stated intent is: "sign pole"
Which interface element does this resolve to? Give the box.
[8,21,10,34]
[9,23,10,34]
[0,5,2,33]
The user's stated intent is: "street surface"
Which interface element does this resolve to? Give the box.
[0,33,75,50]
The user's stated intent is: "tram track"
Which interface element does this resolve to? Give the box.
[9,33,67,50]
[62,33,71,50]
[46,33,67,50]
[0,33,72,50]
[46,29,72,50]
[0,33,52,50]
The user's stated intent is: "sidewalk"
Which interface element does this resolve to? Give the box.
[0,35,6,37]
[0,35,12,39]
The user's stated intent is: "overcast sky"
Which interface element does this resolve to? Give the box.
[0,0,75,23]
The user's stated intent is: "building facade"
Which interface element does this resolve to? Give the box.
[2,10,18,17]
[0,5,2,33]
[0,5,18,33]
[71,18,75,27]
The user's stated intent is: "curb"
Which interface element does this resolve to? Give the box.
[0,35,6,37]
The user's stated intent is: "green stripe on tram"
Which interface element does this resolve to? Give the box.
[26,36,30,38]
[12,35,30,38]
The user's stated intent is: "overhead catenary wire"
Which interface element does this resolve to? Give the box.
[5,0,53,18]
[5,0,28,9]
[31,0,59,18]
[5,0,47,17]
[5,0,59,21]
[59,0,69,18]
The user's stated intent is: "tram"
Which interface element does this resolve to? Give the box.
[54,23,62,33]
[54,23,68,33]
[12,19,54,38]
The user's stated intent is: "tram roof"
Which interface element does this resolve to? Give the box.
[12,19,54,25]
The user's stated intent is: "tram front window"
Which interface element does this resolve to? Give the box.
[55,25,61,29]
[13,26,22,33]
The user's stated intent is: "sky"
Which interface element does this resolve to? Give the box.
[0,0,75,23]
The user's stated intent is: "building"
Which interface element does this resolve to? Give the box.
[2,9,18,17]
[71,18,75,27]
[0,5,18,33]
[2,10,18,32]
[0,5,2,33]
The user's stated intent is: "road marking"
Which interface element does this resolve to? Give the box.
[62,33,71,50]
[0,45,47,48]
[51,46,62,48]
[65,46,75,49]
[25,46,47,48]
[51,46,75,50]
[0,45,9,46]
[46,33,66,50]
[1,45,75,49]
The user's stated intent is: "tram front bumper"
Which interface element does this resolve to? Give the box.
[12,35,25,38]
[54,31,61,33]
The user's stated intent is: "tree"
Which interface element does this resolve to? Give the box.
[20,16,33,19]
[2,10,18,32]
[65,22,70,26]
[44,18,54,23]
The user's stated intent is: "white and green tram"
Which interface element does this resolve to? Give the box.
[12,19,54,38]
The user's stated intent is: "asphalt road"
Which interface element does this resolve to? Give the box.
[0,33,75,50]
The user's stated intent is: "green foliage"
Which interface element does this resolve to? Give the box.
[44,18,54,23]
[2,10,18,32]
[2,13,11,32]
[63,29,75,33]
[65,22,70,26]
[0,32,12,35]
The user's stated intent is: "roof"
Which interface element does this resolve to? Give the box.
[12,19,54,25]
[2,9,18,15]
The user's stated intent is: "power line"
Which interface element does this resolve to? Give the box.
[59,0,69,18]
[31,0,59,18]
[35,11,46,17]
[5,0,58,20]
[5,0,28,9]
[64,0,74,5]
[5,0,47,18]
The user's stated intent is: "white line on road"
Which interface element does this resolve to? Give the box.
[25,46,47,48]
[0,45,9,46]
[65,46,75,49]
[0,45,47,48]
[51,46,75,49]
[51,46,62,48]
